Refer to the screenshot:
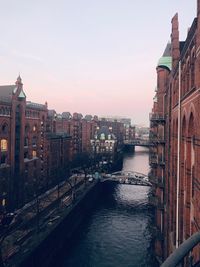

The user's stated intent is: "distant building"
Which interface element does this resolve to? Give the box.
[0,77,135,215]
[90,126,117,162]
[0,76,72,211]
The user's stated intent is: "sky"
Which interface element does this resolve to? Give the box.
[0,0,197,126]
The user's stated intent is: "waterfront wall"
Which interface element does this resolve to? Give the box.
[16,181,101,267]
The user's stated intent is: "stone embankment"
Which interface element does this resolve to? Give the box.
[1,175,100,267]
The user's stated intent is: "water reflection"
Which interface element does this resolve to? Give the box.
[122,147,150,174]
[54,147,158,267]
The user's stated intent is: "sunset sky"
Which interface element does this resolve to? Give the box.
[0,0,196,125]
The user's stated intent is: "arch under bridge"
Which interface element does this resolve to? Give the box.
[101,171,152,186]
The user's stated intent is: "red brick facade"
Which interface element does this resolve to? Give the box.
[0,77,135,215]
[150,1,200,264]
[0,77,72,212]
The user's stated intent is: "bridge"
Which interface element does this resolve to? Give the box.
[101,171,152,186]
[124,139,153,147]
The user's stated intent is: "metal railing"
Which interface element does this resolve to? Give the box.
[161,232,200,267]
[149,113,165,122]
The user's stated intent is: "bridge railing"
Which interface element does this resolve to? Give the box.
[123,139,151,146]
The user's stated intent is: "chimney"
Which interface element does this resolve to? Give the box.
[197,0,200,17]
[196,0,200,50]
[171,13,180,70]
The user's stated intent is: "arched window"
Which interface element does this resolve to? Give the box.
[33,125,37,132]
[32,136,37,146]
[100,133,105,140]
[46,124,51,132]
[24,137,28,147]
[1,139,8,151]
[25,124,30,134]
[32,150,37,158]
[2,123,8,134]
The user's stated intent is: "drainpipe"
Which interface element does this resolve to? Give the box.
[176,60,181,248]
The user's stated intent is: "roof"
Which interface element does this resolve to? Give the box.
[157,43,172,71]
[46,132,71,139]
[84,115,93,121]
[162,42,171,57]
[18,90,26,99]
[62,112,72,119]
[96,126,116,140]
[26,101,46,110]
[157,57,172,71]
[0,85,16,102]
[48,109,56,117]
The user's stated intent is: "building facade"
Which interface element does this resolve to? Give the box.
[150,1,200,265]
[0,77,135,217]
[0,77,72,212]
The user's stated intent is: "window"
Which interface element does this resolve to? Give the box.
[2,124,8,133]
[32,150,37,157]
[100,133,105,140]
[1,139,8,151]
[32,137,37,146]
[24,137,28,147]
[1,154,6,164]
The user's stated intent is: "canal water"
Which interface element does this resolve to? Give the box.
[55,147,158,267]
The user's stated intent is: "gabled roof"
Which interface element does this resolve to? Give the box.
[162,42,171,57]
[62,112,72,119]
[0,85,16,102]
[18,90,26,99]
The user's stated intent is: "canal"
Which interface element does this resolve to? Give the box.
[54,147,158,267]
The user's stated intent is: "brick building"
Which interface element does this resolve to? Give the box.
[150,1,200,265]
[0,77,135,217]
[99,117,135,147]
[0,76,72,212]
[90,125,117,164]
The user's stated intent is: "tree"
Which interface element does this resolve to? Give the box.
[71,152,92,185]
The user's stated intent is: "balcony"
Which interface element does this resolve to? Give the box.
[150,134,165,145]
[158,157,165,166]
[149,154,158,166]
[149,153,165,167]
[149,113,165,124]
